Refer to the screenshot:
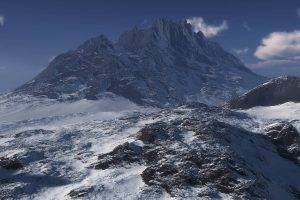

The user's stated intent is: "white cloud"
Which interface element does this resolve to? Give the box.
[0,15,4,26]
[297,8,300,18]
[186,17,228,38]
[0,66,6,70]
[254,30,300,60]
[233,47,249,55]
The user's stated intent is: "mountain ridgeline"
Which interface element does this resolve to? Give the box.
[17,19,265,106]
[228,76,300,109]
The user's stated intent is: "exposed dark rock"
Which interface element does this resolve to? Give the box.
[264,122,300,164]
[0,157,23,170]
[94,142,143,170]
[94,118,269,198]
[136,122,169,143]
[228,76,300,109]
[68,186,94,198]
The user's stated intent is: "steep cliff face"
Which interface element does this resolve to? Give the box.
[17,19,265,106]
[228,76,300,109]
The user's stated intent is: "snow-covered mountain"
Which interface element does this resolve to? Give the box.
[1,19,299,200]
[16,19,265,106]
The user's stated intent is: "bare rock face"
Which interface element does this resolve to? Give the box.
[264,122,300,164]
[94,118,269,198]
[94,142,143,170]
[228,76,300,109]
[16,19,264,106]
[68,186,94,198]
[0,157,23,170]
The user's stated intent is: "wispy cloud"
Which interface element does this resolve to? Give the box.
[0,15,5,26]
[251,30,300,76]
[233,47,249,55]
[0,66,6,71]
[297,8,300,18]
[254,30,300,60]
[186,17,228,38]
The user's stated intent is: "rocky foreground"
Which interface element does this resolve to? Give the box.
[0,94,299,199]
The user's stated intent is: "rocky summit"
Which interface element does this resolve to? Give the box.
[16,19,264,106]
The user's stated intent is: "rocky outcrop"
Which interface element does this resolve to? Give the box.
[0,157,23,170]
[264,122,300,164]
[68,186,94,198]
[228,76,300,109]
[94,119,269,198]
[94,142,143,170]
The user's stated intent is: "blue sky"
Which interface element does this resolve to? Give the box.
[0,0,300,92]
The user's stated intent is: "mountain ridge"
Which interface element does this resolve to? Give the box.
[16,18,265,106]
[227,76,300,109]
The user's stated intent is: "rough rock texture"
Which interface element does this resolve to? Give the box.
[0,157,23,170]
[95,142,143,170]
[94,117,276,198]
[228,76,300,109]
[0,94,299,199]
[264,122,300,164]
[68,186,94,198]
[16,19,264,106]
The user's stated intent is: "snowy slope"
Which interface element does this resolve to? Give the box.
[0,93,299,199]
[239,102,300,132]
[0,93,157,199]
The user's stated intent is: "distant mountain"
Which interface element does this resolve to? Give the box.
[227,76,300,109]
[16,19,265,106]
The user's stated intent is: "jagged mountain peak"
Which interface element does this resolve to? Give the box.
[77,34,114,54]
[117,18,204,53]
[16,18,265,106]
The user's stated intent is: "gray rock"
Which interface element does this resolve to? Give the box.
[68,186,94,198]
[264,122,300,164]
[228,76,300,109]
[94,119,269,198]
[94,142,143,170]
[0,157,23,170]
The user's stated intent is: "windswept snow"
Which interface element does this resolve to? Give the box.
[0,94,299,199]
[239,102,300,132]
[0,93,158,199]
[0,93,141,124]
